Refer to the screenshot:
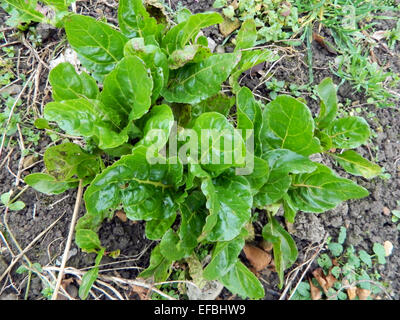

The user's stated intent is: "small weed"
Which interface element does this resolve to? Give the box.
[291,226,390,300]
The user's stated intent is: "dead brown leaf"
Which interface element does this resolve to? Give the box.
[219,17,241,37]
[347,285,357,300]
[312,268,328,294]
[259,239,273,252]
[22,155,38,169]
[243,244,271,271]
[309,278,322,300]
[357,288,371,300]
[312,32,337,54]
[115,210,127,222]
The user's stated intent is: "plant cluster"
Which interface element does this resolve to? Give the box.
[21,0,383,300]
[1,0,75,27]
[291,227,390,300]
[214,0,300,42]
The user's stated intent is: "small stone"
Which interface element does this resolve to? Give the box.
[383,207,391,216]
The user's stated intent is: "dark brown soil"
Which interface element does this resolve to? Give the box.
[0,0,399,300]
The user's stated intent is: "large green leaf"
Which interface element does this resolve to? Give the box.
[124,39,169,103]
[84,147,183,228]
[118,0,160,39]
[64,14,128,81]
[161,53,241,104]
[138,245,172,282]
[262,216,298,288]
[327,116,370,149]
[44,98,128,149]
[236,86,263,155]
[162,12,223,54]
[331,150,382,179]
[24,173,77,195]
[49,62,99,101]
[159,229,187,261]
[1,0,46,26]
[220,261,265,299]
[75,229,102,253]
[200,173,252,242]
[178,191,207,252]
[288,163,369,213]
[315,77,338,130]
[137,104,174,149]
[100,56,153,123]
[44,143,101,182]
[244,156,270,196]
[254,149,317,207]
[235,19,257,51]
[203,237,244,280]
[192,112,245,174]
[191,93,235,119]
[260,95,321,156]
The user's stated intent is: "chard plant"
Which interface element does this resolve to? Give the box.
[24,0,381,300]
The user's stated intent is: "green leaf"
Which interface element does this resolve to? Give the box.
[260,95,321,156]
[137,104,174,148]
[262,216,297,287]
[328,242,343,257]
[168,45,211,69]
[44,98,128,149]
[162,12,223,54]
[34,118,50,130]
[84,146,182,224]
[49,62,99,101]
[191,93,235,119]
[244,156,269,196]
[235,19,257,51]
[123,40,169,103]
[64,14,128,81]
[100,56,153,124]
[331,150,381,179]
[44,143,100,181]
[138,245,172,282]
[255,149,317,207]
[145,213,177,240]
[25,173,77,195]
[161,53,241,104]
[178,191,207,251]
[220,261,264,299]
[8,201,25,211]
[338,226,347,244]
[373,243,386,265]
[327,117,370,149]
[0,192,11,205]
[159,229,187,260]
[229,49,277,92]
[236,87,263,155]
[1,0,46,26]
[78,248,105,300]
[203,237,244,280]
[288,163,369,213]
[79,268,98,300]
[317,253,332,270]
[359,250,372,268]
[75,229,102,253]
[316,78,338,130]
[200,173,252,242]
[191,112,245,174]
[118,0,160,40]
